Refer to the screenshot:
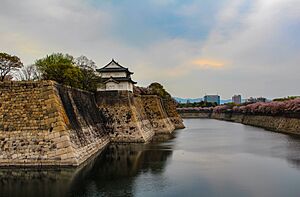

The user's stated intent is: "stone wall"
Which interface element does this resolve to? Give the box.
[161,99,185,129]
[179,112,211,118]
[0,81,183,166]
[95,91,179,142]
[0,81,109,167]
[95,91,155,143]
[141,95,175,135]
[212,113,300,135]
[211,113,300,135]
[178,110,300,135]
[55,84,110,165]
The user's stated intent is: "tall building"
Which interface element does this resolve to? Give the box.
[232,95,242,104]
[204,95,220,105]
[96,59,137,92]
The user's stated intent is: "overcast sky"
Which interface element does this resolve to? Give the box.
[1,0,299,99]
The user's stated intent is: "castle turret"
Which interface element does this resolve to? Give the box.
[96,59,137,92]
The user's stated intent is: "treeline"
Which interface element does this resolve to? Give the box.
[0,52,100,92]
[273,96,299,102]
[177,101,218,108]
[178,97,300,116]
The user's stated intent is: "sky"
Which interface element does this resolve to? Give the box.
[1,0,300,99]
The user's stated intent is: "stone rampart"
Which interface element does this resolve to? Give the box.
[95,91,155,143]
[178,110,300,135]
[141,95,175,135]
[0,81,183,166]
[161,99,185,129]
[179,112,211,118]
[0,81,109,167]
[211,113,300,134]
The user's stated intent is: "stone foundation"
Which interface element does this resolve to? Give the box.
[0,81,109,167]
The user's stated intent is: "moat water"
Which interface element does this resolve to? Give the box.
[1,119,300,197]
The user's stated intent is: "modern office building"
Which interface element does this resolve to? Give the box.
[204,95,220,105]
[232,95,242,104]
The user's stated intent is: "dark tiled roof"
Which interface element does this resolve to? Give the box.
[96,59,134,74]
[103,77,137,84]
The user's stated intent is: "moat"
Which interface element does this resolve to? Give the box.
[1,119,300,197]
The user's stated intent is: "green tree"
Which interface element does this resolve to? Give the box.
[75,55,101,92]
[148,82,171,99]
[35,53,83,88]
[0,52,23,81]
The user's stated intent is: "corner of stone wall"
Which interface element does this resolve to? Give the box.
[141,95,175,135]
[95,91,155,143]
[161,99,185,129]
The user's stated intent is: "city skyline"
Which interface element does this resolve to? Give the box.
[1,0,299,98]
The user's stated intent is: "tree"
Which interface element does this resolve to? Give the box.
[148,82,171,99]
[0,52,23,81]
[35,53,83,88]
[75,55,100,92]
[17,64,41,81]
[75,55,96,70]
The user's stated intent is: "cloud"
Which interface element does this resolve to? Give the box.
[191,59,225,69]
[0,0,299,98]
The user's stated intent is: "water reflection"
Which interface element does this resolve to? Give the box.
[285,135,300,169]
[0,168,77,197]
[2,120,300,197]
[0,139,174,197]
[69,142,174,196]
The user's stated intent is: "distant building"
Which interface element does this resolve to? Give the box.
[256,97,267,103]
[204,95,220,105]
[96,59,137,92]
[247,97,267,103]
[232,95,242,104]
[247,97,256,103]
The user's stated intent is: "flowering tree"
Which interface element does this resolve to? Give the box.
[178,98,300,116]
[230,98,300,115]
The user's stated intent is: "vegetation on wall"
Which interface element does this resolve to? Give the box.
[75,55,100,92]
[134,82,179,107]
[35,53,100,91]
[148,82,171,99]
[134,82,171,98]
[35,53,83,88]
